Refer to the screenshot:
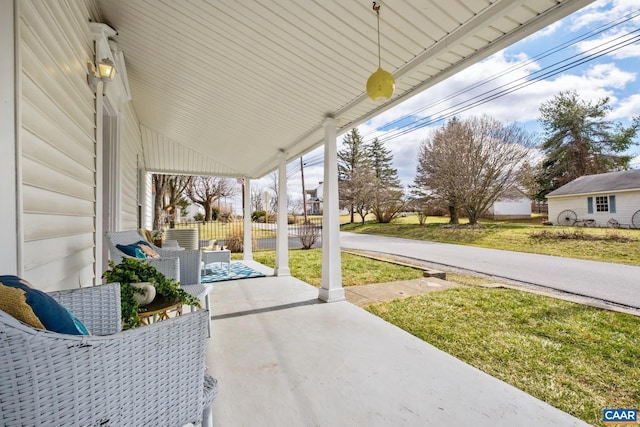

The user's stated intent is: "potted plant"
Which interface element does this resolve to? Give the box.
[102,258,200,329]
[151,229,164,247]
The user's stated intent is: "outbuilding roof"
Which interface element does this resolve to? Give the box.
[546,169,640,197]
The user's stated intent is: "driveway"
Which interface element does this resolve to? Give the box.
[340,232,640,310]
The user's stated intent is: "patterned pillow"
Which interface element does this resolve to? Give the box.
[116,243,148,259]
[138,240,160,258]
[0,275,89,335]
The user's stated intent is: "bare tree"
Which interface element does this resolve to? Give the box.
[414,116,536,225]
[414,118,468,224]
[165,176,193,226]
[250,183,264,212]
[350,162,377,223]
[152,174,168,230]
[267,170,293,216]
[186,176,236,221]
[368,137,404,223]
[288,195,304,217]
[152,174,195,229]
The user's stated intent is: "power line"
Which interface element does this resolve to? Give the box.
[287,9,640,173]
[364,9,640,144]
[373,29,640,144]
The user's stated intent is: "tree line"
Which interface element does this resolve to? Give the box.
[151,175,237,229]
[151,90,639,229]
[338,90,639,225]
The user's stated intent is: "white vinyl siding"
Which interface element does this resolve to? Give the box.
[548,190,640,227]
[19,0,100,291]
[120,102,143,230]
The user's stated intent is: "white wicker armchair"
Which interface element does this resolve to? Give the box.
[106,230,202,285]
[0,283,217,427]
[105,230,214,337]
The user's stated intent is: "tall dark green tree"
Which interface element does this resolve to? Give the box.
[537,90,639,196]
[338,128,370,223]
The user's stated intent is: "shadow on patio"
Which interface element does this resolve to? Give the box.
[205,261,587,426]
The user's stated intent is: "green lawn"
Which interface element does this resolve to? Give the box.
[251,248,422,287]
[341,216,640,265]
[367,287,640,427]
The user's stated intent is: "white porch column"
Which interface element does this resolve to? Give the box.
[0,0,19,274]
[242,177,253,260]
[274,153,290,276]
[319,117,345,302]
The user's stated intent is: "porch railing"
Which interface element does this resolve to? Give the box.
[171,217,322,251]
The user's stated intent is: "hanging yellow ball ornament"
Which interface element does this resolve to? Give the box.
[366,67,395,101]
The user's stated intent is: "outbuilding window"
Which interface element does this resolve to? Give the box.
[595,196,608,212]
[587,195,616,214]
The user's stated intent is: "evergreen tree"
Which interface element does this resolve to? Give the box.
[537,90,639,196]
[338,129,370,223]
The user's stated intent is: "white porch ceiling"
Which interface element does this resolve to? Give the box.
[98,0,593,179]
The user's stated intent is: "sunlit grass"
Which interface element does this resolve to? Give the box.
[341,215,640,265]
[251,248,422,287]
[367,287,640,426]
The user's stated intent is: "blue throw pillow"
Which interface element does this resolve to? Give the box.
[0,275,90,335]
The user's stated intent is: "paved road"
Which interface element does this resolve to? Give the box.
[340,232,640,310]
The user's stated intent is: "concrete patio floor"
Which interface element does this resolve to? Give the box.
[205,261,588,426]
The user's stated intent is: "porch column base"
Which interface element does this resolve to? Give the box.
[274,267,291,276]
[318,287,345,303]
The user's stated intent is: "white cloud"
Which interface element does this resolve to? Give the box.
[575,28,640,60]
[611,93,640,120]
[569,0,638,31]
[527,20,563,40]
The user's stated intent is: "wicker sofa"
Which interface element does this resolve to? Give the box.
[0,283,217,427]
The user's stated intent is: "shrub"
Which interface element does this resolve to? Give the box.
[251,210,266,221]
[193,212,205,222]
[297,223,320,249]
[218,206,235,223]
[224,224,257,253]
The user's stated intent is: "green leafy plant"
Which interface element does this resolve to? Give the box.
[102,258,200,329]
[251,210,266,222]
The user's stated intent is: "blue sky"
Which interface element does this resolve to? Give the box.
[248,0,640,211]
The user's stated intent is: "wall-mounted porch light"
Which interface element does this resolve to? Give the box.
[88,57,117,93]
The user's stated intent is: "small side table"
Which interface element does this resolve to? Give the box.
[138,298,182,325]
[202,249,231,272]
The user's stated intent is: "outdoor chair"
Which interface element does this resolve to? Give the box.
[106,230,213,337]
[0,282,217,427]
[106,230,202,286]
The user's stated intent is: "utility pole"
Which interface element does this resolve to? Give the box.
[300,156,308,223]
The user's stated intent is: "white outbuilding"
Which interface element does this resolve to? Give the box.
[483,187,532,220]
[546,169,640,228]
